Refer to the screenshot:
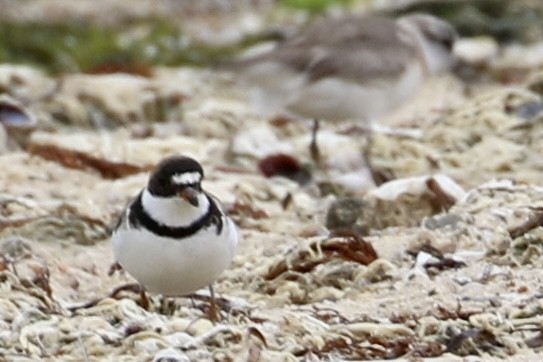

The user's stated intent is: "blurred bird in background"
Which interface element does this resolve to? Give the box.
[227,13,458,165]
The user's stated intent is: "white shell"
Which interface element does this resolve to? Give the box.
[369,174,466,202]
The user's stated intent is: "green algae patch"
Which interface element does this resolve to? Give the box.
[0,20,239,74]
[279,0,353,13]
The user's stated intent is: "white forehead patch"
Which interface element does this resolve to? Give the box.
[172,171,201,185]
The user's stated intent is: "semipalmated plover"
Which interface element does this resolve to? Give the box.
[233,13,457,121]
[111,156,238,316]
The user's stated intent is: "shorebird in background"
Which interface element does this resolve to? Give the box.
[229,13,458,163]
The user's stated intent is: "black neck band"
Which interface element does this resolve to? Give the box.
[128,192,224,238]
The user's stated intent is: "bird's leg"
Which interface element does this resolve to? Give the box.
[362,122,390,186]
[157,296,177,315]
[208,284,220,323]
[139,289,150,310]
[362,123,374,174]
[186,288,233,321]
[310,118,322,167]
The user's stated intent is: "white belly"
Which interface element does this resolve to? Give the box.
[288,62,425,121]
[112,219,238,296]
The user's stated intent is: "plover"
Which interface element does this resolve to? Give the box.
[233,13,457,121]
[229,13,457,162]
[112,156,238,317]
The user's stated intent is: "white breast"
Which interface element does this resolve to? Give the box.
[112,217,238,296]
[141,188,210,228]
[288,61,425,121]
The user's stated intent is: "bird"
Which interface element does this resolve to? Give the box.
[228,13,458,163]
[111,155,238,318]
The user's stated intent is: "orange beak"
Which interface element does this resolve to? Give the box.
[178,187,199,207]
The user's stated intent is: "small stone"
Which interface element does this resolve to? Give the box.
[325,197,366,233]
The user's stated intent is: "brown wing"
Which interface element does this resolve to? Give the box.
[305,44,415,84]
[236,14,416,84]
[288,14,401,47]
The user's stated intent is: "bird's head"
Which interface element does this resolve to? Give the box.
[398,14,458,75]
[147,156,205,207]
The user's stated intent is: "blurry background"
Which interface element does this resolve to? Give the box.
[0,0,541,75]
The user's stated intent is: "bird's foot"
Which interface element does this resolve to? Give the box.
[187,286,232,323]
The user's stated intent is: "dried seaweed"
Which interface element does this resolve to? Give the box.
[446,328,506,356]
[299,299,543,360]
[508,209,543,239]
[307,334,444,359]
[227,200,268,220]
[0,203,111,245]
[426,177,459,210]
[433,303,480,321]
[0,249,62,314]
[424,257,467,272]
[0,217,40,232]
[265,235,378,281]
[27,143,149,179]
[86,61,153,77]
[258,153,312,185]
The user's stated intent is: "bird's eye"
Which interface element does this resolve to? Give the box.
[441,37,454,51]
